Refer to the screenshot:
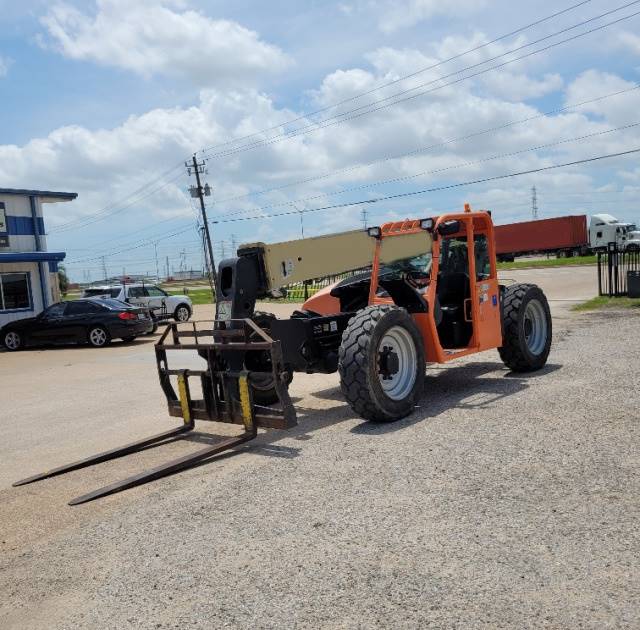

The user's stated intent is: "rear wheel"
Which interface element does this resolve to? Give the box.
[338,305,425,422]
[88,326,110,348]
[246,311,293,405]
[3,330,22,351]
[499,283,552,372]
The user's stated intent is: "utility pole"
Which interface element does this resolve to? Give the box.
[531,186,538,220]
[361,208,369,230]
[187,155,218,298]
[101,256,108,282]
[165,256,170,280]
[200,226,212,281]
[154,242,160,281]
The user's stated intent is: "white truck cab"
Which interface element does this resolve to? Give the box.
[626,230,640,251]
[83,284,193,321]
[589,214,637,251]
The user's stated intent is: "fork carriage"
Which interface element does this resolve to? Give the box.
[156,319,297,431]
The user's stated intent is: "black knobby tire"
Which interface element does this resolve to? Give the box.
[87,326,111,348]
[338,305,425,422]
[122,336,136,343]
[498,283,552,372]
[247,311,292,406]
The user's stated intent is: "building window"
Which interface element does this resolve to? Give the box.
[0,272,32,311]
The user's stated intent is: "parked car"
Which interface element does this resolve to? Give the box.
[82,284,192,322]
[0,298,154,351]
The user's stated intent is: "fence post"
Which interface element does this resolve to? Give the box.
[597,251,602,296]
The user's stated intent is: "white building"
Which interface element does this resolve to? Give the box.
[0,188,77,328]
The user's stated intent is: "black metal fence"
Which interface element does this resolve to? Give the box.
[597,243,640,297]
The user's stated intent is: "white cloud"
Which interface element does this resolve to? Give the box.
[40,0,291,86]
[482,72,563,101]
[342,0,486,32]
[0,56,12,77]
[618,31,640,56]
[380,0,486,32]
[564,70,640,126]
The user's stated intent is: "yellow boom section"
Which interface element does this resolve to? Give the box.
[239,229,432,292]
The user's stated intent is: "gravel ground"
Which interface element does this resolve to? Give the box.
[1,276,639,628]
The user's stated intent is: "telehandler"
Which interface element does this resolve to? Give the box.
[15,205,552,504]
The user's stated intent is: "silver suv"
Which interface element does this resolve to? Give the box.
[82,284,193,322]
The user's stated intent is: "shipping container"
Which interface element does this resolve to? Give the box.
[494,215,588,259]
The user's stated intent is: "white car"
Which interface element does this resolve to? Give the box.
[82,284,193,322]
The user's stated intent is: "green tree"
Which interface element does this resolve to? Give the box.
[58,264,69,297]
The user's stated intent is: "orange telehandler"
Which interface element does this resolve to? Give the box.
[15,205,552,503]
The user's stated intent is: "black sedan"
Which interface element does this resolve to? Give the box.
[1,298,154,351]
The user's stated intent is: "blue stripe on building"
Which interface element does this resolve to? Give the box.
[5,215,46,236]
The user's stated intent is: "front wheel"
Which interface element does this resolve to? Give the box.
[3,330,23,351]
[174,304,191,322]
[499,283,552,372]
[88,326,111,348]
[338,305,425,422]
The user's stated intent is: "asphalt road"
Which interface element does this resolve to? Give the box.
[2,264,638,629]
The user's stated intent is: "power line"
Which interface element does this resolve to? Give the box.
[49,162,185,234]
[66,120,640,263]
[212,83,640,208]
[209,147,640,225]
[202,2,640,161]
[198,0,594,156]
[211,120,640,219]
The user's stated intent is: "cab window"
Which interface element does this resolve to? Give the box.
[146,286,167,297]
[474,234,491,280]
[66,301,103,315]
[128,287,146,298]
[43,303,67,318]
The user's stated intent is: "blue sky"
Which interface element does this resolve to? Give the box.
[1,0,640,281]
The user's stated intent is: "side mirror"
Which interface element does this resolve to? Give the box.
[438,220,461,236]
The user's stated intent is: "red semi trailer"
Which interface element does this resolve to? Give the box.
[494,215,589,261]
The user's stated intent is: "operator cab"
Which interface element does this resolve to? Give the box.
[436,229,491,348]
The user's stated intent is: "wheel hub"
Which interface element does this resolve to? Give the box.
[376,326,418,401]
[523,299,548,356]
[5,332,19,350]
[378,346,400,380]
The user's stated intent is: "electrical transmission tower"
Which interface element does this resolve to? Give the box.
[361,208,369,229]
[531,186,538,220]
